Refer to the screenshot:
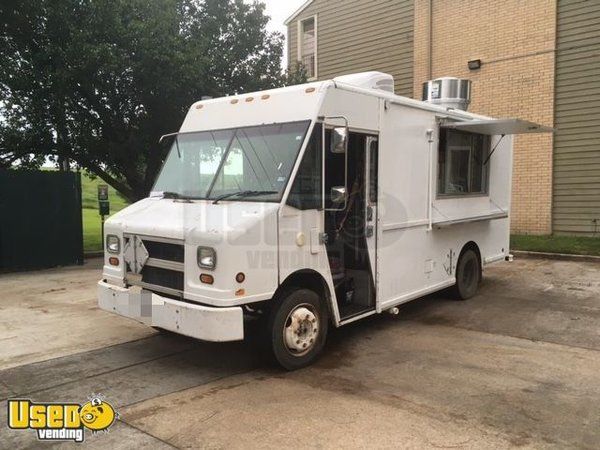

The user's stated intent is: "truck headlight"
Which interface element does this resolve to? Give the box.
[197,247,216,270]
[106,235,120,254]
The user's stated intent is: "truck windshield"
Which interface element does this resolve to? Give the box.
[152,121,311,202]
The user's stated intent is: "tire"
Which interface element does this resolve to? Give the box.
[268,288,329,370]
[152,327,178,336]
[452,248,481,300]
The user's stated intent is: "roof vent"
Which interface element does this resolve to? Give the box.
[422,77,471,111]
[334,72,395,93]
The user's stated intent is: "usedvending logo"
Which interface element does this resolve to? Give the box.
[7,394,118,443]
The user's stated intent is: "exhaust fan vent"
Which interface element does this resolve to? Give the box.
[422,77,471,111]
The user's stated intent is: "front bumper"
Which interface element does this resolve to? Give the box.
[98,281,244,342]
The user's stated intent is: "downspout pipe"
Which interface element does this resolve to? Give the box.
[426,128,434,231]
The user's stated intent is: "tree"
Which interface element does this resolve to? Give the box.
[0,0,306,201]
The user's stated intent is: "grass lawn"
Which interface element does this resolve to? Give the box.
[511,234,600,257]
[81,173,129,252]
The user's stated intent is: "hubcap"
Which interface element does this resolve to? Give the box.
[284,304,319,356]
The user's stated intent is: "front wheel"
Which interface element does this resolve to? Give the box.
[452,248,481,300]
[268,289,329,370]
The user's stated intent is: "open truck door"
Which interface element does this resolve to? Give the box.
[322,118,379,322]
[365,137,379,293]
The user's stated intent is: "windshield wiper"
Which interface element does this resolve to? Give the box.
[212,190,278,205]
[155,191,182,199]
[155,191,198,200]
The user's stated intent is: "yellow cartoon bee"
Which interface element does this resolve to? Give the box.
[79,397,116,432]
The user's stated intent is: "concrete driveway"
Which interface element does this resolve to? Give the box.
[1,257,599,448]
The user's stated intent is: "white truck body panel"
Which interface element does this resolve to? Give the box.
[98,73,531,341]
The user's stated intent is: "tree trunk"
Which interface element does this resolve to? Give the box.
[79,160,139,203]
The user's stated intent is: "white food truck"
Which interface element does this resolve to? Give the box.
[98,72,549,369]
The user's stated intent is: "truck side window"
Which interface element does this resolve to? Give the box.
[287,124,322,210]
[368,138,378,204]
[437,129,490,196]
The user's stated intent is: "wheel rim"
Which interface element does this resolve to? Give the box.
[283,303,320,357]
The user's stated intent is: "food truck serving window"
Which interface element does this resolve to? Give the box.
[437,129,490,197]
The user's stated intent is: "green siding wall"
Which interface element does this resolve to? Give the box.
[554,0,600,235]
[287,0,414,97]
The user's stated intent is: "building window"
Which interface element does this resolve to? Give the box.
[438,129,490,196]
[299,17,317,79]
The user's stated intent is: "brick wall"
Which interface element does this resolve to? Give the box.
[414,0,556,235]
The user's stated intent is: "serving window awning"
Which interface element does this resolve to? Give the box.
[433,210,509,229]
[441,118,553,135]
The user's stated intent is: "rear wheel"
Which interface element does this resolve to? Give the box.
[268,288,328,370]
[452,248,481,300]
[152,326,174,335]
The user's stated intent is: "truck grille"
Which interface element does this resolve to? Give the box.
[142,240,184,263]
[141,266,184,291]
[124,235,185,297]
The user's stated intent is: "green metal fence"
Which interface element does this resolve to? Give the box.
[0,170,84,271]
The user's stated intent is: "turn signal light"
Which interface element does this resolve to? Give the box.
[109,257,119,266]
[200,274,214,285]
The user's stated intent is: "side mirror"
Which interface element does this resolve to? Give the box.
[330,126,348,154]
[330,186,347,204]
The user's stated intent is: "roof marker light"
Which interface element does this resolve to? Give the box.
[261,94,270,100]
[305,87,316,93]
[195,104,204,109]
[245,97,254,102]
[230,99,239,104]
